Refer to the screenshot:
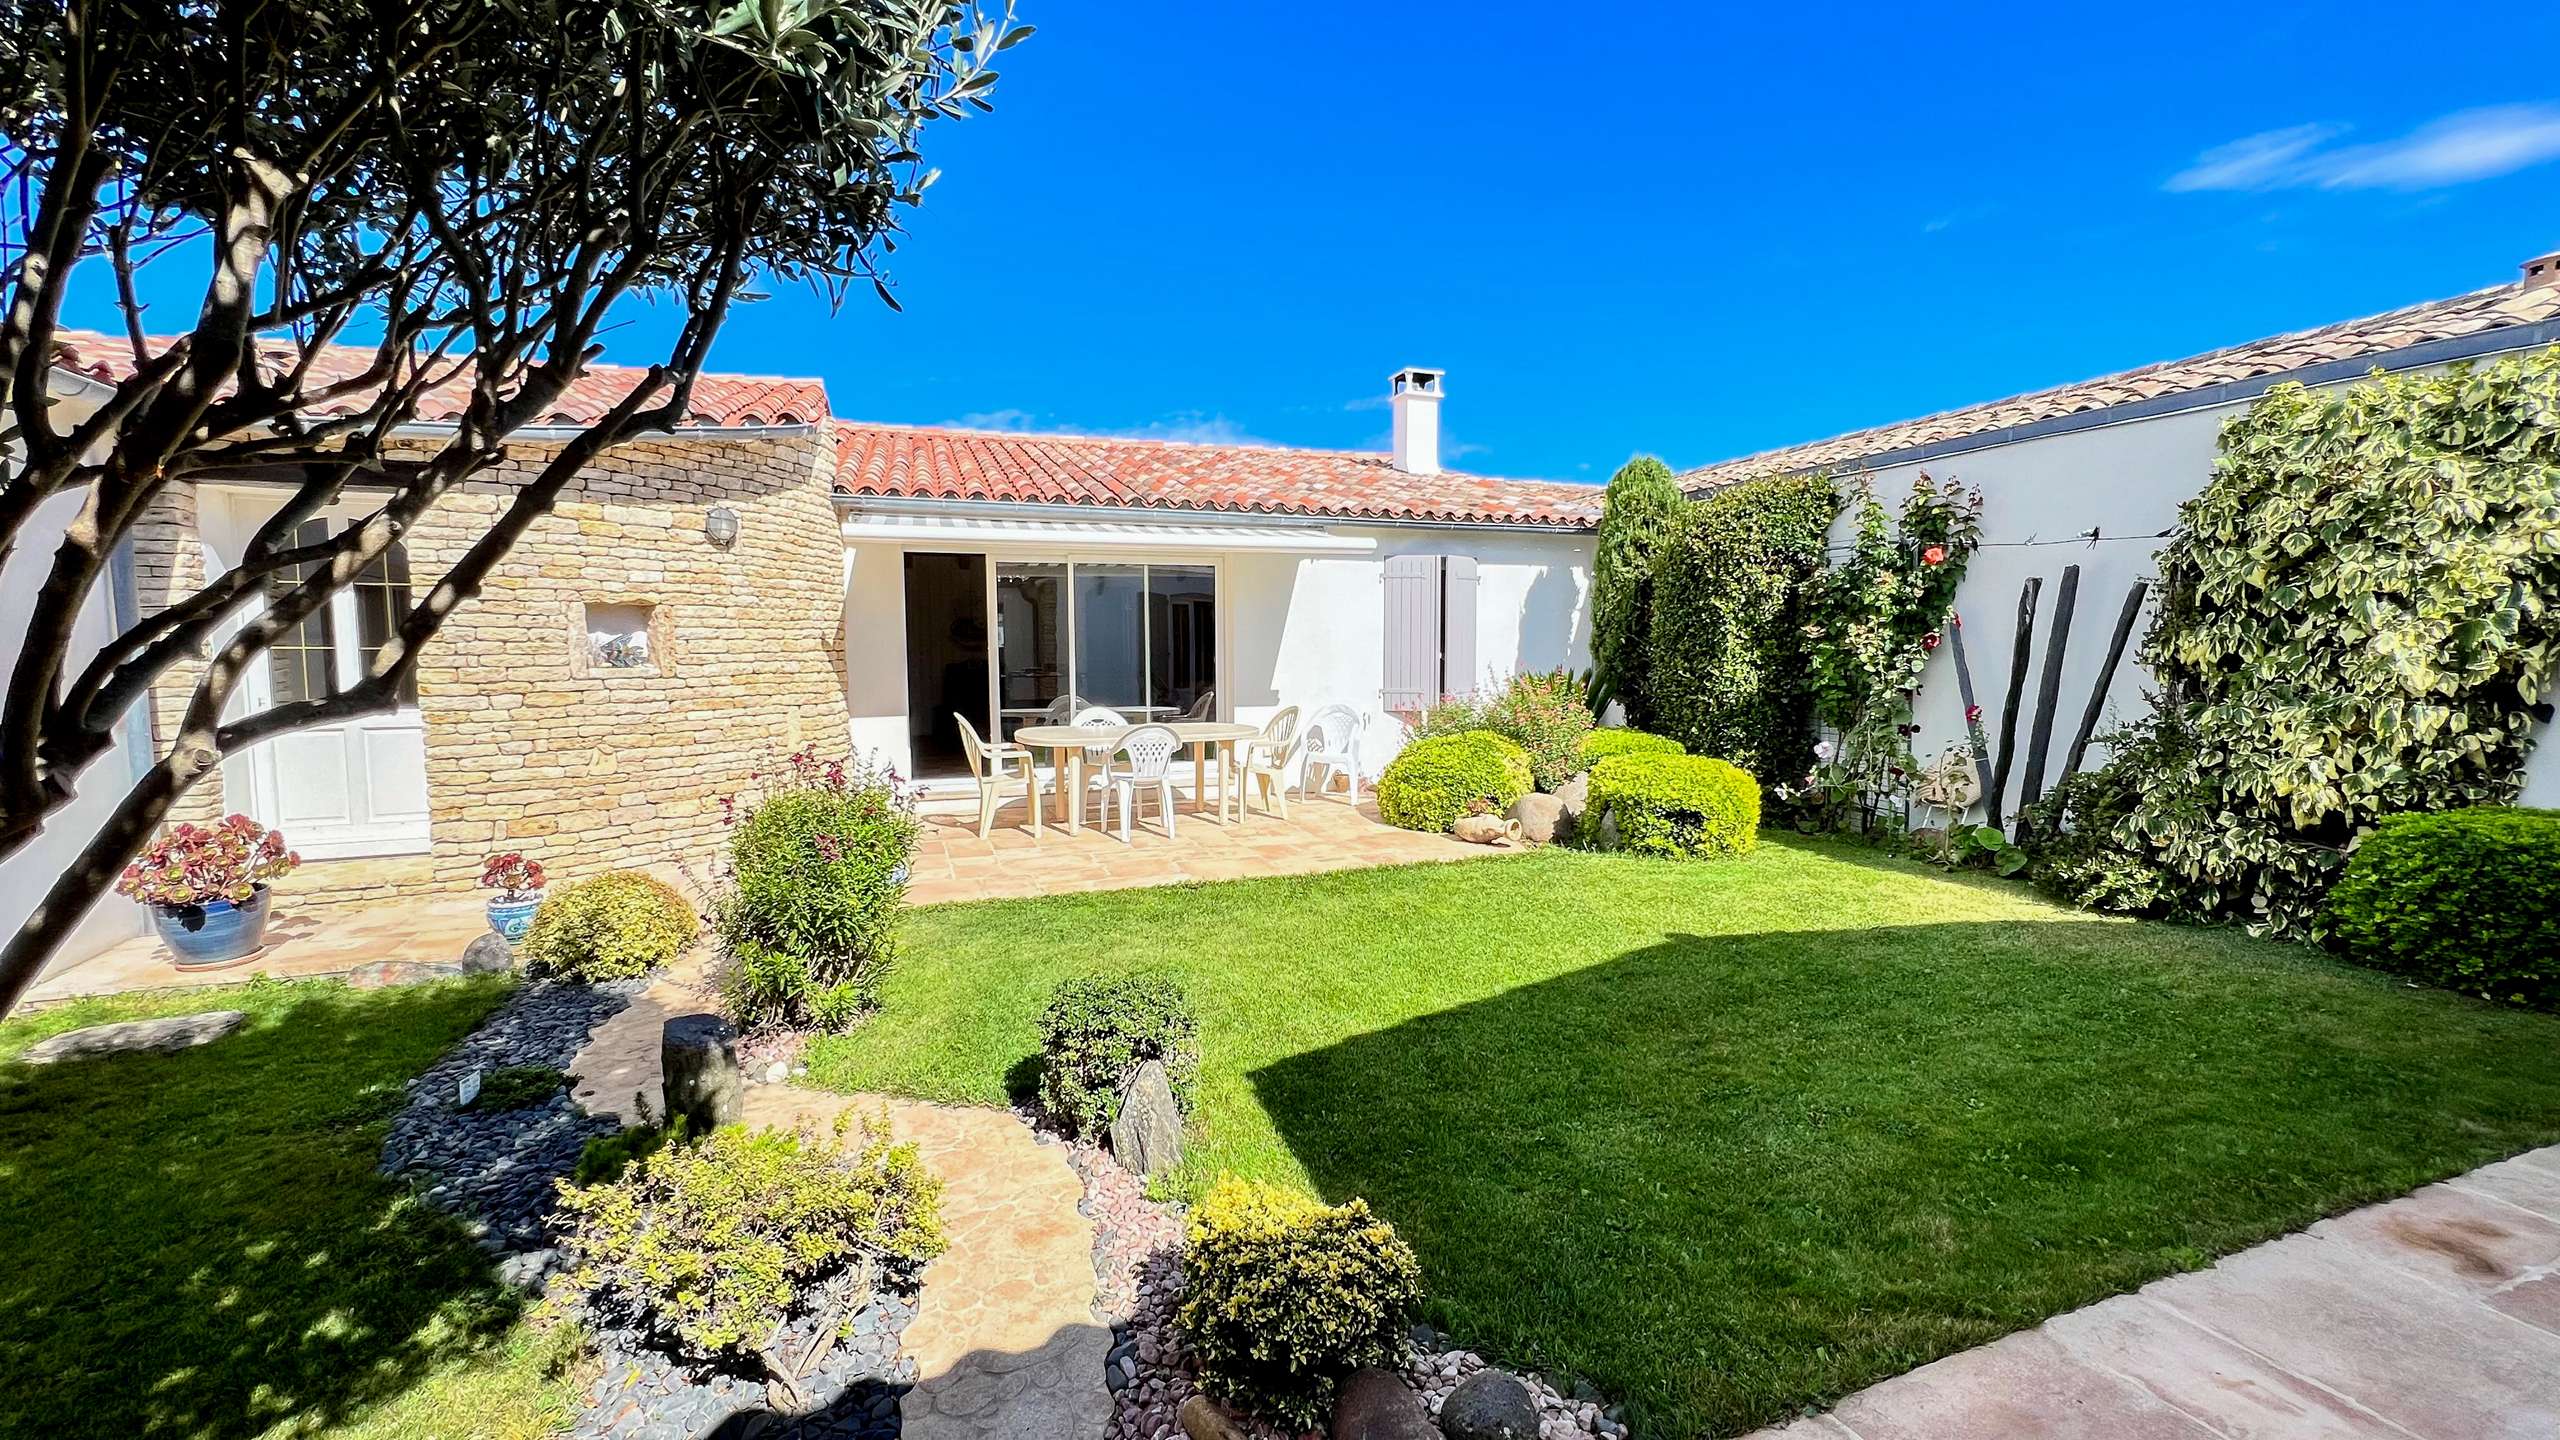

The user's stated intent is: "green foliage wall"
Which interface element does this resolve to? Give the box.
[2035,350,2560,939]
[1589,457,1688,723]
[1644,473,1840,783]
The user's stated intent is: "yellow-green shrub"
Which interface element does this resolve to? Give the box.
[2326,806,2560,1007]
[1578,753,1761,859]
[1375,730,1533,832]
[1175,1178,1421,1429]
[1577,727,1684,768]
[521,871,698,982]
[556,1116,945,1363]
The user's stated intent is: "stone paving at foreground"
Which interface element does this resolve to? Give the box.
[1745,1143,2560,1440]
[569,961,1109,1440]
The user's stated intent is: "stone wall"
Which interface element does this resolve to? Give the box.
[138,428,851,904]
[129,482,223,826]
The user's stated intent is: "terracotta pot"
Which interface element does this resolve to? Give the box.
[1452,814,1523,846]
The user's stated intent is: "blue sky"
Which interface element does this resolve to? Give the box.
[68,4,2560,482]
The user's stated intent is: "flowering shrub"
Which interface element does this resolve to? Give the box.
[717,749,919,1032]
[1397,693,1486,743]
[479,851,547,900]
[1479,668,1596,791]
[114,815,299,908]
[1799,474,1982,837]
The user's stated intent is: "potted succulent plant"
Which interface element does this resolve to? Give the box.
[115,814,301,969]
[480,851,548,941]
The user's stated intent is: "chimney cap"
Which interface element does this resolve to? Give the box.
[1389,367,1445,395]
[2524,250,2560,290]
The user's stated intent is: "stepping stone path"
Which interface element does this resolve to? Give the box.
[570,961,1111,1440]
[20,1009,245,1064]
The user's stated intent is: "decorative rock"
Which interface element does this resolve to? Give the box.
[1440,1370,1538,1440]
[1178,1395,1253,1440]
[344,958,468,989]
[661,1013,742,1133]
[1451,814,1522,847]
[1551,773,1590,828]
[1333,1367,1437,1440]
[458,931,518,974]
[1507,793,1567,845]
[1108,1060,1184,1178]
[20,1009,245,1065]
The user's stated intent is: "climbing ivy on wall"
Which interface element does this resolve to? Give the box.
[1644,472,1839,786]
[2034,348,2560,939]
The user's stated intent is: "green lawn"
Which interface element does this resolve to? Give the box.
[810,837,2560,1438]
[0,976,586,1440]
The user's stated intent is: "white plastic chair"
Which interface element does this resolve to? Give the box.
[1178,689,1217,721]
[1069,705,1128,826]
[1303,704,1365,804]
[1039,693,1083,724]
[1243,706,1304,819]
[1107,724,1184,841]
[955,712,1041,842]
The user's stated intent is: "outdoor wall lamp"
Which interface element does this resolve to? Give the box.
[705,504,740,548]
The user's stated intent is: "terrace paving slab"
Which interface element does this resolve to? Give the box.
[1741,1142,2560,1440]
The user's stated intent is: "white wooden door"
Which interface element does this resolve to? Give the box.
[228,506,432,859]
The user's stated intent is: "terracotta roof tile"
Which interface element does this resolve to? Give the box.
[46,328,827,430]
[828,420,1602,529]
[1682,281,2560,491]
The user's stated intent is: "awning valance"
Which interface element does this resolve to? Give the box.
[838,509,1374,554]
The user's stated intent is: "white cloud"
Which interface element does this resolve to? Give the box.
[2167,105,2560,193]
[941,408,1273,447]
[949,408,1039,431]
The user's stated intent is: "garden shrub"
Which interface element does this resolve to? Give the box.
[1577,753,1761,859]
[1034,973,1201,1138]
[1401,693,1486,742]
[1176,1177,1422,1429]
[521,871,698,982]
[718,751,920,1033]
[1645,473,1838,790]
[573,1121,674,1188]
[1589,455,1688,723]
[2034,352,2560,939]
[1479,668,1595,791]
[557,1115,945,1365]
[2326,807,2560,1008]
[1578,727,1684,768]
[1374,730,1533,832]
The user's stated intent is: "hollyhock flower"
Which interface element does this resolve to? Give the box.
[1813,739,1836,762]
[1922,544,1947,565]
[1922,630,1942,651]
[1966,704,1983,725]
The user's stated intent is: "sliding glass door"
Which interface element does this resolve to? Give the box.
[989,558,1217,744]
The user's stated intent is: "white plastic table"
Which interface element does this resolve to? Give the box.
[1009,721,1260,832]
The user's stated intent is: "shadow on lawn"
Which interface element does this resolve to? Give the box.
[1246,918,2560,1436]
[0,979,546,1440]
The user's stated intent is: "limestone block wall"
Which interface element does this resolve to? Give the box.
[129,482,223,826]
[404,431,850,893]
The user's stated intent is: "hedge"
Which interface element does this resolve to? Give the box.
[1644,473,1837,788]
[1578,727,1684,768]
[1577,752,1761,859]
[2326,807,2560,1008]
[1375,730,1533,832]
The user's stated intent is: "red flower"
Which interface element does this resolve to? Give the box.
[1922,631,1942,651]
[1966,704,1983,725]
[1922,544,1947,566]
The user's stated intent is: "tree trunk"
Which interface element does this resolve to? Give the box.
[0,759,190,1015]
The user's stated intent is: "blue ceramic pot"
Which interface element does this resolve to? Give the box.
[485,892,543,942]
[152,886,274,970]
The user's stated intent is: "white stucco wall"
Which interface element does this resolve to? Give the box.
[839,522,1596,784]
[1828,350,2560,819]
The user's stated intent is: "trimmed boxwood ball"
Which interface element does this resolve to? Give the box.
[1176,1177,1422,1429]
[1375,730,1533,832]
[1578,727,1685,768]
[1577,753,1761,859]
[1034,973,1200,1138]
[2326,806,2560,1008]
[521,870,698,981]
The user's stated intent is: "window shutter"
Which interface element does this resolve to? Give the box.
[1382,555,1439,712]
[1440,556,1479,696]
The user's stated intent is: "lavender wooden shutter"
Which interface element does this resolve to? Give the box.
[1382,555,1439,712]
[1440,556,1479,695]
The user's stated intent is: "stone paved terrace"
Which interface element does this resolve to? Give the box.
[1745,1145,2560,1440]
[25,792,1506,1004]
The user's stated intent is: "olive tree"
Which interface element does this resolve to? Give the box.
[0,0,1021,1010]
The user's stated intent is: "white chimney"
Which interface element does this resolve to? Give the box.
[1389,367,1444,475]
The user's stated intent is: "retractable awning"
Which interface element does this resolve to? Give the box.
[838,508,1374,554]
